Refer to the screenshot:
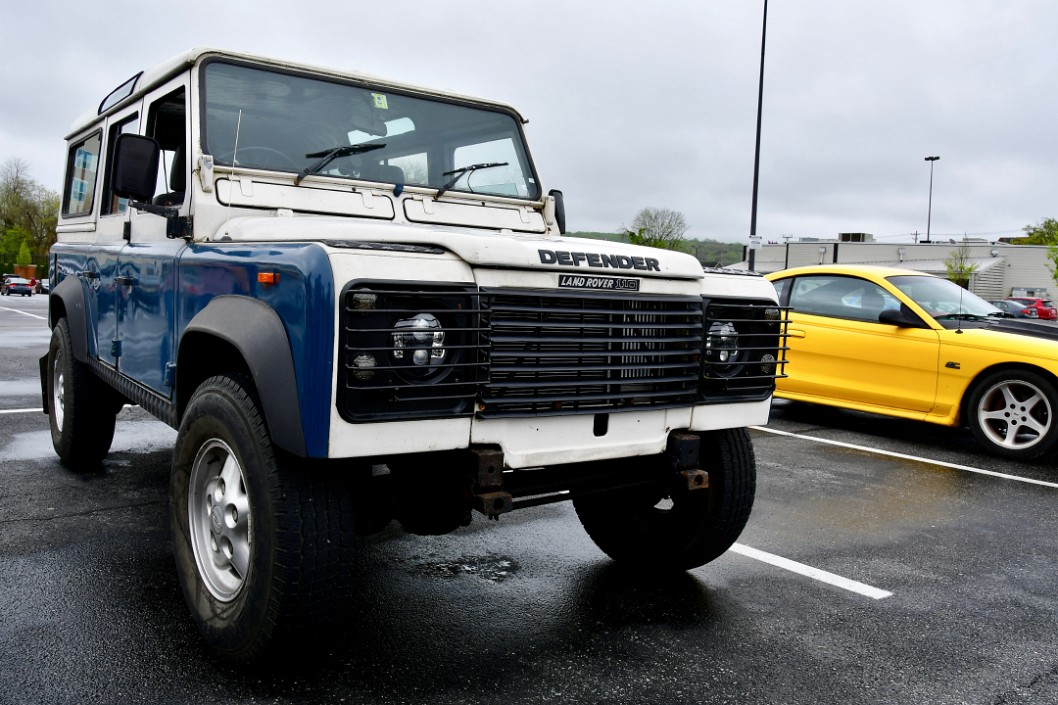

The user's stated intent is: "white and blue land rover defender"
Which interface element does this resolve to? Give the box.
[43,48,787,661]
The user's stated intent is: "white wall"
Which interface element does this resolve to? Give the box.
[749,241,1055,299]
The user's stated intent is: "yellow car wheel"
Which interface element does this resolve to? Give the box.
[967,370,1058,460]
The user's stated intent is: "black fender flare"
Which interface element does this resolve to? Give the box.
[181,296,307,457]
[48,277,90,361]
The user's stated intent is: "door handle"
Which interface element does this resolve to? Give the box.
[115,275,138,286]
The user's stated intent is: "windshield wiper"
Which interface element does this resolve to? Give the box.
[295,143,386,185]
[435,161,508,199]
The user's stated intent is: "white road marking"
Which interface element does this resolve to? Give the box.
[752,425,1058,489]
[730,543,893,600]
[0,306,47,320]
[1,408,44,414]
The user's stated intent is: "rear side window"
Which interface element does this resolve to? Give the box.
[63,131,102,217]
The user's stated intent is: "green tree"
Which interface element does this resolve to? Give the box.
[944,241,977,289]
[622,207,689,251]
[1,227,28,263]
[0,159,59,258]
[15,240,32,266]
[1016,217,1058,244]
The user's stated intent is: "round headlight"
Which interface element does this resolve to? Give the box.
[705,320,742,377]
[391,313,447,379]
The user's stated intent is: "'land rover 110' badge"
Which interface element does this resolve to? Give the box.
[558,274,640,291]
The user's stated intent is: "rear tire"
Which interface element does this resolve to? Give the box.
[171,374,354,662]
[573,428,756,571]
[47,318,120,470]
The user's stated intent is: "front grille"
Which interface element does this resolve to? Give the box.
[478,288,703,417]
[338,283,788,422]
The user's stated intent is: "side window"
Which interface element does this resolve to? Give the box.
[770,278,790,304]
[63,132,101,217]
[101,115,139,215]
[789,275,897,323]
[146,87,187,206]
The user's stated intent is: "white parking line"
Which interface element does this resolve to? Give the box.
[0,307,47,320]
[752,425,1058,489]
[1,408,43,414]
[730,543,893,600]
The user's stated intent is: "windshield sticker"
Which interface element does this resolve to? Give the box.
[372,93,389,110]
[558,274,640,292]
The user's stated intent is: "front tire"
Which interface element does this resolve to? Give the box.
[573,428,756,571]
[171,375,353,662]
[967,370,1058,460]
[47,318,120,469]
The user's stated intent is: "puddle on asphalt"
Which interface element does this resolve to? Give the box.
[413,555,521,582]
[0,419,176,462]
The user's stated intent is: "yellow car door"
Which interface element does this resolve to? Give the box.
[780,275,942,415]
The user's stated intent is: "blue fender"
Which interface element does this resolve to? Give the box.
[181,296,307,457]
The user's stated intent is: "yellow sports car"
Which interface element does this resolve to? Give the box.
[765,264,1058,460]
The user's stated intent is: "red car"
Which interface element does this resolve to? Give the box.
[1004,297,1057,320]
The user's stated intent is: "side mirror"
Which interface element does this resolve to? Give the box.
[112,133,160,202]
[548,189,566,234]
[879,304,927,328]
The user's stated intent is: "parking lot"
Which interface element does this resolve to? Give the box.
[2,293,1057,705]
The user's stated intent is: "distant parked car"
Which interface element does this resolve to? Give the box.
[1005,297,1056,320]
[989,300,1036,318]
[35,278,50,294]
[1,277,33,296]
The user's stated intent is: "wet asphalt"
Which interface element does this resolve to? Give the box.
[2,293,1057,705]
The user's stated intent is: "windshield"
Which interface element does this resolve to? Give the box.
[888,275,1001,319]
[201,60,539,199]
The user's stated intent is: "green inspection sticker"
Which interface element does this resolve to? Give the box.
[372,93,389,110]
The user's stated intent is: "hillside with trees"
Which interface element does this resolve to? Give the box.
[565,207,744,267]
[1,159,58,277]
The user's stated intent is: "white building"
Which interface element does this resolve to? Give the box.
[743,236,1055,301]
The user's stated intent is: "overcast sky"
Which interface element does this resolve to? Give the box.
[3,1,1056,244]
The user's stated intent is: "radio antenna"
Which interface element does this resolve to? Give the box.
[224,109,243,235]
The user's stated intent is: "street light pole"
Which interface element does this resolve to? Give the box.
[924,155,939,243]
[748,0,767,271]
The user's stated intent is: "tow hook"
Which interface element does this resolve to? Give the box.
[668,432,710,491]
[471,448,513,519]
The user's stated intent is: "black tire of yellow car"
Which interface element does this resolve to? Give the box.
[47,318,120,470]
[967,369,1058,461]
[170,374,355,663]
[572,428,756,571]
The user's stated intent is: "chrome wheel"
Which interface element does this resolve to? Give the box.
[47,319,119,469]
[51,344,66,432]
[974,377,1052,453]
[188,438,252,602]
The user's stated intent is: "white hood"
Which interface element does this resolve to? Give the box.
[210,215,708,280]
